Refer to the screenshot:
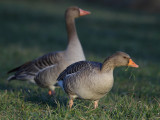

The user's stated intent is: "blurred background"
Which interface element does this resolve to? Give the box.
[0,0,159,118]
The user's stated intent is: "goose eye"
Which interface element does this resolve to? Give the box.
[123,56,127,59]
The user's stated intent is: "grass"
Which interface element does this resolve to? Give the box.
[0,0,160,119]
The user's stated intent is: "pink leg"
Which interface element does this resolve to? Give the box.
[69,99,74,109]
[48,90,56,96]
[94,100,99,109]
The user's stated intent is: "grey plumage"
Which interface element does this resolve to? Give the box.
[57,61,99,81]
[7,52,62,83]
[7,6,90,93]
[58,61,102,96]
[57,51,139,108]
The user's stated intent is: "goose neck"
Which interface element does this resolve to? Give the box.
[101,59,115,73]
[66,17,78,43]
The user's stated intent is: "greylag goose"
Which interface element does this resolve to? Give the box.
[7,6,90,95]
[57,51,139,109]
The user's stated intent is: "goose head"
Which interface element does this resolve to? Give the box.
[102,52,139,72]
[108,51,139,68]
[65,6,90,19]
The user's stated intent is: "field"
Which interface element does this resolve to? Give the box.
[0,0,160,119]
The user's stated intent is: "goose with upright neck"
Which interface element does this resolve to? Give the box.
[7,6,90,95]
[64,7,88,62]
[57,51,139,109]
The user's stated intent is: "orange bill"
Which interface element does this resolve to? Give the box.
[128,59,139,68]
[79,8,91,16]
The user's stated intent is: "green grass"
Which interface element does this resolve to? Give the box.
[0,0,160,119]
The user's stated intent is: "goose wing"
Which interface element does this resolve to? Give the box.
[57,60,102,96]
[7,52,63,81]
[57,61,99,81]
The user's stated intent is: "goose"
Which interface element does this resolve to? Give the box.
[57,51,139,109]
[7,6,90,95]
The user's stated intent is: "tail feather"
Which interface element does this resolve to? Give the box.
[7,75,36,84]
[7,75,16,81]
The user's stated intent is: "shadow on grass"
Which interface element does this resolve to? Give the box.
[1,79,159,105]
[0,80,68,108]
[24,88,69,108]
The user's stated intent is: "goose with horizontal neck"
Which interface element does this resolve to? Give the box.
[57,51,139,109]
[7,6,90,95]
